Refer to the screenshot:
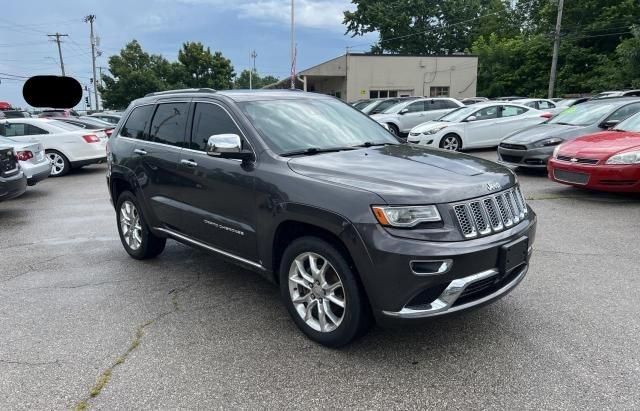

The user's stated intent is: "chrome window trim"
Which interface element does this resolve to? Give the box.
[155,227,265,270]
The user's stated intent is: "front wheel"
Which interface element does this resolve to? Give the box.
[387,123,400,136]
[116,191,166,260]
[280,237,371,347]
[439,134,462,151]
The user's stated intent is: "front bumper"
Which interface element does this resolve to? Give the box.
[548,158,640,192]
[498,145,555,168]
[356,211,537,324]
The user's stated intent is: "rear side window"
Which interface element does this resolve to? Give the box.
[538,100,555,109]
[0,123,26,137]
[121,105,154,140]
[149,103,189,147]
[26,125,48,135]
[405,101,425,113]
[501,106,528,118]
[190,103,242,151]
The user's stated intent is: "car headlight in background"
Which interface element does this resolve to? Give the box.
[536,137,563,147]
[552,144,563,158]
[421,125,448,135]
[605,150,640,164]
[372,205,441,227]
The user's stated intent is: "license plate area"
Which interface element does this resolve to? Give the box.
[499,236,529,274]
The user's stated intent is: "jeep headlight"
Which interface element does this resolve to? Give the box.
[422,125,447,135]
[552,144,562,158]
[371,205,441,227]
[536,137,563,148]
[605,150,640,164]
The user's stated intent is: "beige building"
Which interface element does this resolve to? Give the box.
[296,53,478,102]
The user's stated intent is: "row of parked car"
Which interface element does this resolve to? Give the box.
[352,95,640,193]
[0,112,122,202]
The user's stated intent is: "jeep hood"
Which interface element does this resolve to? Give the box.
[287,144,516,204]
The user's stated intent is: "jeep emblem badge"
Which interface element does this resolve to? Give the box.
[486,182,501,191]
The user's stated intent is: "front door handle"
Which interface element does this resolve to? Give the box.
[133,148,147,156]
[180,159,198,168]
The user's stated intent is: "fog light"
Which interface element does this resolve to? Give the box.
[410,259,452,275]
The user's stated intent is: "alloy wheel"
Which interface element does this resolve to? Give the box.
[288,252,346,333]
[119,200,143,250]
[442,136,460,151]
[47,152,66,175]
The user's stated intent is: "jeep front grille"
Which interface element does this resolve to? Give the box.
[452,187,528,239]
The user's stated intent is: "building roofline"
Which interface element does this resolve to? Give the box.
[346,52,478,58]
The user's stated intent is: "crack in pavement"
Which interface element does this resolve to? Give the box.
[0,359,61,367]
[73,274,201,411]
[0,255,65,284]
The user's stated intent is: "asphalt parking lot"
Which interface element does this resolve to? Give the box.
[1,149,639,409]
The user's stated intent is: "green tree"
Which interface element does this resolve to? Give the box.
[99,40,172,109]
[176,42,235,89]
[234,70,280,89]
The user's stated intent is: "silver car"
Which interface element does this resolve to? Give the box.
[370,97,464,136]
[0,136,51,186]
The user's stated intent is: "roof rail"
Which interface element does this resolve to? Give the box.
[145,88,217,97]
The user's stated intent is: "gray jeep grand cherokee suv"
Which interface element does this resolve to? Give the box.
[107,89,537,347]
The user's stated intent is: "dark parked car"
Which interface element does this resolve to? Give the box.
[0,145,27,201]
[498,97,640,168]
[107,89,537,346]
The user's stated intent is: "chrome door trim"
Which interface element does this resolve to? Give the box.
[154,227,265,270]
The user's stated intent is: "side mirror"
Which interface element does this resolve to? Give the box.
[206,134,254,161]
[399,108,409,115]
[600,119,620,129]
[466,115,477,122]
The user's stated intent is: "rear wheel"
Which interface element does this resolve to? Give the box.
[279,237,371,347]
[46,150,70,177]
[116,191,166,260]
[439,134,462,151]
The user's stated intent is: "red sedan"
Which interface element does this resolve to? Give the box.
[547,113,640,192]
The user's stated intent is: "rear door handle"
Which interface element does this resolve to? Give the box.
[133,148,147,156]
[180,159,198,168]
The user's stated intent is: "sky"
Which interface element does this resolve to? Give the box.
[0,0,376,109]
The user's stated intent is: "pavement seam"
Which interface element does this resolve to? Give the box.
[72,274,201,410]
[0,359,61,367]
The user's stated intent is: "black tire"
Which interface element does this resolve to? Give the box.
[45,150,70,177]
[279,236,372,347]
[439,133,462,151]
[116,191,166,260]
[387,123,400,136]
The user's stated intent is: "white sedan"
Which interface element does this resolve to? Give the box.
[0,118,107,176]
[407,102,550,151]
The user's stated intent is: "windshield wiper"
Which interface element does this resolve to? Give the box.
[612,128,627,132]
[280,147,356,157]
[352,141,394,148]
[553,122,575,126]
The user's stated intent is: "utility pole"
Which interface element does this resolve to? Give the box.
[249,50,257,89]
[290,0,295,89]
[548,0,564,99]
[47,33,68,76]
[84,15,100,111]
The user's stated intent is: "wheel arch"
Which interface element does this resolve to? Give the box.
[440,131,464,149]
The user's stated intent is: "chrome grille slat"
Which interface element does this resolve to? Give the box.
[453,186,527,238]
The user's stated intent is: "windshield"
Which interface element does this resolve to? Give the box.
[381,100,413,114]
[352,100,371,110]
[438,106,479,122]
[548,103,614,126]
[369,99,404,114]
[48,121,83,131]
[239,98,398,154]
[613,112,640,132]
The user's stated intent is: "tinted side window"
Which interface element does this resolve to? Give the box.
[501,106,528,118]
[149,103,189,147]
[25,125,48,135]
[538,100,554,109]
[606,103,640,122]
[473,106,499,120]
[2,123,27,137]
[190,103,242,151]
[443,100,460,109]
[121,105,154,140]
[406,101,425,113]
